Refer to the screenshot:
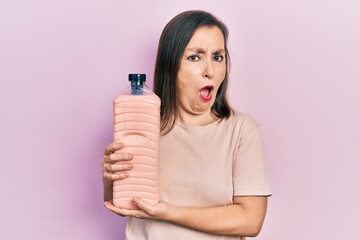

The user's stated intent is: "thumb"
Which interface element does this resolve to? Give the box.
[133,198,155,216]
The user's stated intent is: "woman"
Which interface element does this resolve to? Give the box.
[102,10,271,239]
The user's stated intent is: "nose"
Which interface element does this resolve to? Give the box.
[203,59,215,79]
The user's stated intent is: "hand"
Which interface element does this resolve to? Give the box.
[104,199,171,220]
[102,142,133,186]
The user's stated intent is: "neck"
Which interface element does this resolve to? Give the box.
[177,109,217,126]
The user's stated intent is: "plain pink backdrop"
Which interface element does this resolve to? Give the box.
[1,0,359,239]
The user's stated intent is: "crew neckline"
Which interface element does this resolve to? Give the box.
[176,118,222,129]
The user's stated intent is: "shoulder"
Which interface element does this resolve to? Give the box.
[223,110,260,132]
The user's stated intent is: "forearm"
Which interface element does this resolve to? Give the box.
[165,204,263,237]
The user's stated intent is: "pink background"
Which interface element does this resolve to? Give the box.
[1,0,359,239]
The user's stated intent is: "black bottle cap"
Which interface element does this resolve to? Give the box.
[128,74,146,82]
[128,74,146,94]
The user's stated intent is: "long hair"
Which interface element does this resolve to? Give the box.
[153,10,233,134]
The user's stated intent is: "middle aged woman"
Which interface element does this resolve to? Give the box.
[102,10,272,240]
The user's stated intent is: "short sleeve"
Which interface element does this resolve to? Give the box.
[233,120,272,196]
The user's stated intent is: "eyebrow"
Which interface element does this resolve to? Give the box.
[186,47,225,54]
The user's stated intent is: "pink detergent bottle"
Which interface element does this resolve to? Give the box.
[113,74,161,210]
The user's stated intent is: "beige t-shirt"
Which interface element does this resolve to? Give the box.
[125,111,272,240]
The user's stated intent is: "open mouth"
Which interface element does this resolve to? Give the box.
[199,85,214,102]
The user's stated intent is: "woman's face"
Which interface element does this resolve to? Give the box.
[176,26,226,118]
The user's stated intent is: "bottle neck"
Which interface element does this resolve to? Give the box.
[130,80,145,95]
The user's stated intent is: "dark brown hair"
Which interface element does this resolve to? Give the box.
[153,10,233,134]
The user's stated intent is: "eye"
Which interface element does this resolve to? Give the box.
[213,55,224,62]
[187,55,200,61]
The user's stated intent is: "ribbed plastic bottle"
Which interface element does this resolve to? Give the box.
[113,74,161,210]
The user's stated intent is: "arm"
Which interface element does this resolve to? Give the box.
[105,196,268,237]
[165,196,268,237]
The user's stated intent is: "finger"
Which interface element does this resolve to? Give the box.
[104,201,126,217]
[104,163,133,172]
[110,153,133,162]
[103,172,128,181]
[104,201,149,218]
[103,153,133,164]
[104,142,124,155]
[133,198,155,216]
